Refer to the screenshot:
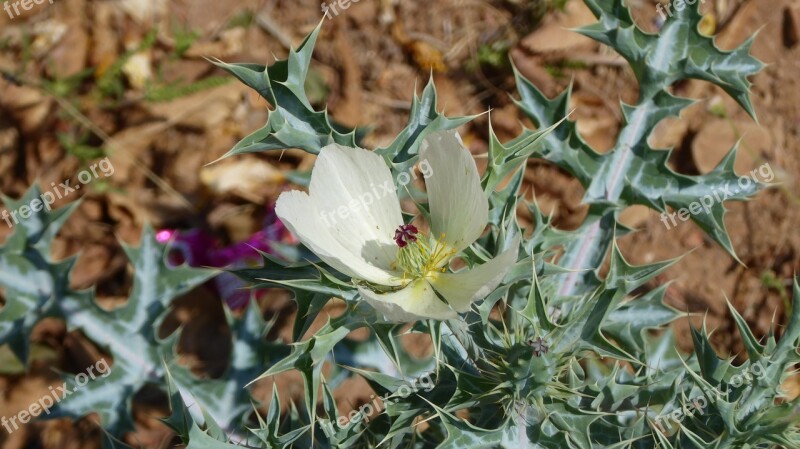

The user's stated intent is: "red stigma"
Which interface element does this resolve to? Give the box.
[394,224,419,248]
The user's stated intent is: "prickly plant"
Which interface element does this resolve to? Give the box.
[1,1,798,448]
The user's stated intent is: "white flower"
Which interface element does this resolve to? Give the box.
[275,130,517,321]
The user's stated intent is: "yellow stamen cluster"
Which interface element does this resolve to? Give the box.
[394,233,456,285]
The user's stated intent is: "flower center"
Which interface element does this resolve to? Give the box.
[394,224,418,247]
[392,225,456,283]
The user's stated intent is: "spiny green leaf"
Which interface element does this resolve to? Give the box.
[604,284,679,355]
[45,225,215,435]
[376,78,475,165]
[168,300,284,436]
[580,0,763,115]
[211,23,359,157]
[514,0,765,294]
[0,185,81,364]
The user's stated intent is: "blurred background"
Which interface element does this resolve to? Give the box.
[0,0,798,447]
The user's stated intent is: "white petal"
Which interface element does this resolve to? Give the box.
[420,131,489,252]
[428,237,519,312]
[310,144,404,272]
[276,190,399,286]
[358,279,458,322]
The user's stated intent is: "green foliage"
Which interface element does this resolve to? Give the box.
[41,68,94,98]
[144,75,232,103]
[226,11,255,30]
[58,131,107,163]
[44,225,213,434]
[209,23,362,158]
[0,185,81,364]
[167,300,287,438]
[171,26,201,59]
[96,28,158,99]
[550,0,570,11]
[1,1,797,448]
[513,0,765,298]
[475,42,512,70]
[209,1,795,447]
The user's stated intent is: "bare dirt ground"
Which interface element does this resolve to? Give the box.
[0,0,798,447]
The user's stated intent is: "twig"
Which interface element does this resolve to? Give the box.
[366,93,412,110]
[255,12,295,50]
